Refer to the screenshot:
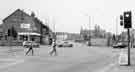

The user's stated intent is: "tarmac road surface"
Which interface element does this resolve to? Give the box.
[0,43,123,72]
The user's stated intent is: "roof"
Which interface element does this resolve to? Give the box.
[34,17,51,31]
[3,9,31,22]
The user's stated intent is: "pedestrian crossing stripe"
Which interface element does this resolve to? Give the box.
[0,58,24,69]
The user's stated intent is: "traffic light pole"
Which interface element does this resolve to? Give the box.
[120,11,131,66]
[127,28,131,66]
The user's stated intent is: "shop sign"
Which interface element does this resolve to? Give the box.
[20,23,30,29]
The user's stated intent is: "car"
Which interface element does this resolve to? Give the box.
[112,42,127,48]
[132,43,135,48]
[87,41,91,46]
[23,41,40,48]
[57,41,73,47]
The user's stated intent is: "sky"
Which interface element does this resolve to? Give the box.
[0,0,135,34]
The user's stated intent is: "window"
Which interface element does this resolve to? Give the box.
[20,23,31,29]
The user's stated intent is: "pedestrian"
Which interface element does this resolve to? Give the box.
[25,42,34,56]
[49,39,57,56]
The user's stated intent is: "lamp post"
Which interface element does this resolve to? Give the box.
[88,15,91,46]
[53,17,56,40]
[84,14,91,46]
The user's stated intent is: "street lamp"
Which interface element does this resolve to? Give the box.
[81,14,91,46]
[53,17,56,40]
[83,13,91,46]
[88,16,91,46]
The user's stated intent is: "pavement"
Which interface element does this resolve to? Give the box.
[97,48,135,72]
[106,48,135,72]
[0,43,134,72]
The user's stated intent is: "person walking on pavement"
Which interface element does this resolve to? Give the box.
[49,39,57,56]
[25,42,34,56]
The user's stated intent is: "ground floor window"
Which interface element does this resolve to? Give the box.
[18,35,40,42]
[19,35,28,41]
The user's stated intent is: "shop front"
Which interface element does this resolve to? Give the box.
[18,32,40,42]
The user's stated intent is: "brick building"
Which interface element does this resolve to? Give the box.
[0,9,52,45]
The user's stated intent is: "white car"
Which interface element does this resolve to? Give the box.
[23,41,40,48]
[57,41,73,47]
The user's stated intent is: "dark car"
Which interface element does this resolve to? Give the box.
[112,42,127,48]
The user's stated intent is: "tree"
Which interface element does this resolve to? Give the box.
[94,25,101,37]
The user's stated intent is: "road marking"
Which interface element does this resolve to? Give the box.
[0,59,25,69]
[98,63,116,72]
[96,53,119,72]
[97,49,130,72]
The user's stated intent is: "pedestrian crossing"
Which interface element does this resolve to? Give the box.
[0,58,25,69]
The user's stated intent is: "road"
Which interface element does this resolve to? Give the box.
[0,42,131,72]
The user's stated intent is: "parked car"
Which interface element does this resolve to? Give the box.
[57,41,73,47]
[87,41,91,46]
[112,42,127,48]
[132,43,135,48]
[23,41,40,48]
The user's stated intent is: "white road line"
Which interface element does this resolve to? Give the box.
[97,49,129,72]
[95,53,118,72]
[99,63,116,72]
[0,59,25,69]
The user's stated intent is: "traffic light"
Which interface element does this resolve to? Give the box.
[124,11,132,28]
[120,15,124,26]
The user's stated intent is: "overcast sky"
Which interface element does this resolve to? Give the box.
[0,0,135,34]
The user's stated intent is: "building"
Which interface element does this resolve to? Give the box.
[55,32,82,41]
[56,32,67,40]
[80,28,114,46]
[80,29,95,40]
[0,9,51,45]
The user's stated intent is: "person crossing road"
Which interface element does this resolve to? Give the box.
[49,39,57,56]
[25,42,34,56]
